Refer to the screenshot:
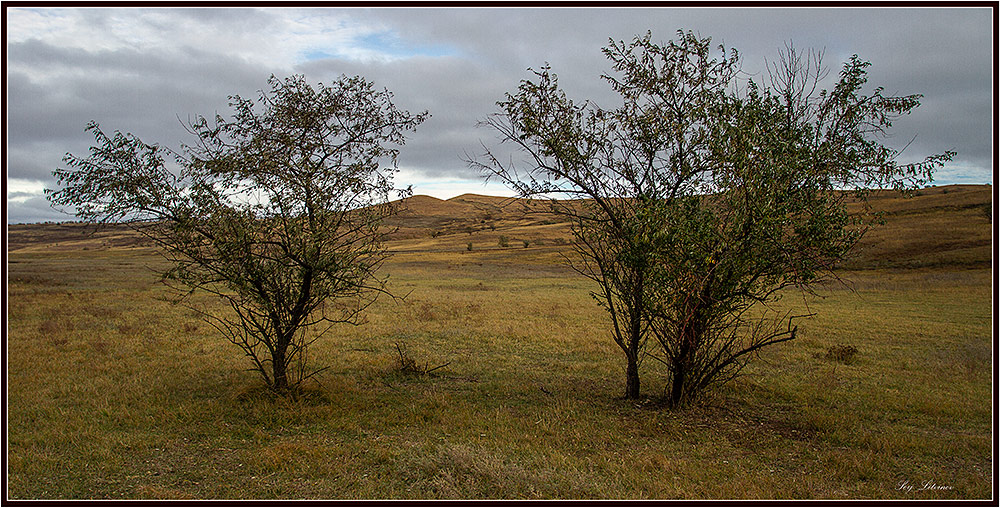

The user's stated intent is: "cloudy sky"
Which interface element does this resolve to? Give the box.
[5,6,994,223]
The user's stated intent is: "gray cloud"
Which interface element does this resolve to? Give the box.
[7,195,72,224]
[294,54,520,179]
[6,7,993,223]
[6,34,278,204]
[8,38,272,143]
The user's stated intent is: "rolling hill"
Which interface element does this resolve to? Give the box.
[6,184,993,270]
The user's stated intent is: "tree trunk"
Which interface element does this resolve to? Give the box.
[625,354,640,399]
[668,361,685,407]
[272,342,289,393]
[669,325,696,407]
[624,270,644,400]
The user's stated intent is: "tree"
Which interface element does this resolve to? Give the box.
[642,40,953,407]
[47,74,428,394]
[472,31,953,404]
[470,31,740,399]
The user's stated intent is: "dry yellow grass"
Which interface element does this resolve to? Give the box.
[5,184,993,499]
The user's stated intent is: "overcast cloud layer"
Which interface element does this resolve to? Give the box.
[5,6,994,223]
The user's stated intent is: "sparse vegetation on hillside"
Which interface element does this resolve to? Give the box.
[10,184,992,270]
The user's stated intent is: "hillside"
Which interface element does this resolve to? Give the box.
[842,185,992,269]
[385,193,564,240]
[6,184,993,500]
[6,184,993,270]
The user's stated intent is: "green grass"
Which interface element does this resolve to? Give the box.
[6,241,992,499]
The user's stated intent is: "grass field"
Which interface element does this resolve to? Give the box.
[5,184,994,499]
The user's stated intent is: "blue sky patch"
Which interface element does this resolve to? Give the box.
[301,30,455,62]
[357,30,454,58]
[303,49,334,61]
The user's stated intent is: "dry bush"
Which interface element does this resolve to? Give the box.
[37,319,62,336]
[820,344,859,364]
[393,341,450,375]
[91,340,109,355]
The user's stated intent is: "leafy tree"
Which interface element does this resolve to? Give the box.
[470,31,740,400]
[48,74,428,394]
[472,31,953,404]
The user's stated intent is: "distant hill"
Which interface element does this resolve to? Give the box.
[841,184,992,270]
[385,193,563,240]
[7,185,993,270]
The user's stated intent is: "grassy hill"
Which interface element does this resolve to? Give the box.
[11,184,992,270]
[842,185,992,270]
[5,184,993,499]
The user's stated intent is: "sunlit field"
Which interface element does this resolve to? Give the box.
[6,184,993,499]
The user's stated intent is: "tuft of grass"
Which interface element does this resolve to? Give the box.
[819,344,859,364]
[392,341,451,376]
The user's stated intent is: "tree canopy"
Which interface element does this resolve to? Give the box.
[472,30,953,404]
[48,74,428,393]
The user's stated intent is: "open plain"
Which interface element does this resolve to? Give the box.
[5,184,994,499]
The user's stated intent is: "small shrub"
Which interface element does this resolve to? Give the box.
[466,242,473,251]
[822,344,859,364]
[37,319,61,336]
[393,341,450,376]
[522,239,530,248]
[498,235,509,248]
[416,302,439,321]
